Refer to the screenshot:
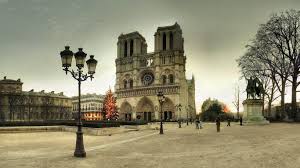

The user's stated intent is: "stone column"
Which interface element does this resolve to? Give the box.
[160,32,164,51]
[154,33,158,51]
[120,40,124,57]
[126,80,130,88]
[135,39,142,55]
[127,40,130,57]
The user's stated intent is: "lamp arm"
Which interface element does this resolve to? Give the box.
[81,74,94,82]
[64,68,94,82]
[64,68,79,80]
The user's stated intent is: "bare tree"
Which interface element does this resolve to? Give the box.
[257,10,300,120]
[232,84,240,119]
[237,40,289,119]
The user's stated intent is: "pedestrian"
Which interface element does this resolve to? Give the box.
[240,117,243,126]
[199,120,203,129]
[227,118,231,127]
[216,116,221,132]
[195,118,200,129]
[178,119,182,128]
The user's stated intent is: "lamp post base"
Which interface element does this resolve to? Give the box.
[160,122,164,134]
[74,131,86,157]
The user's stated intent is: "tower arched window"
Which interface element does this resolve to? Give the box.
[162,75,167,85]
[170,32,173,49]
[130,39,134,56]
[123,80,127,89]
[169,74,174,84]
[163,33,166,50]
[124,41,128,57]
[129,79,133,88]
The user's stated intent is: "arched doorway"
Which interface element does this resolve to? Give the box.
[120,102,133,121]
[162,98,175,121]
[136,97,154,121]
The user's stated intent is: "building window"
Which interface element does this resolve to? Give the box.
[162,75,167,85]
[124,80,127,89]
[170,32,173,49]
[124,41,128,57]
[163,33,166,50]
[129,79,133,88]
[169,74,174,84]
[130,39,134,56]
[162,56,166,64]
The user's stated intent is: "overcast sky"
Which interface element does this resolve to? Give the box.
[1,0,299,112]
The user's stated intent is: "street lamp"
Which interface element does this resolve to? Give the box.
[176,104,182,128]
[186,106,189,126]
[60,46,98,158]
[157,91,165,134]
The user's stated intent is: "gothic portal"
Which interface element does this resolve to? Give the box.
[115,23,196,121]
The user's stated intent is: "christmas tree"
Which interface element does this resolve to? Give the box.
[103,88,119,120]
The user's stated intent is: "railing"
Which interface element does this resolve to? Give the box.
[116,85,180,98]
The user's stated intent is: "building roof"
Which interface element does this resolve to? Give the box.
[0,76,23,84]
[71,93,105,100]
[157,22,181,32]
[118,31,146,41]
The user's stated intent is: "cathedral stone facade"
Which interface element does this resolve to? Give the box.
[115,23,196,122]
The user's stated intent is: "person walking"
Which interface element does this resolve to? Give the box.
[178,119,182,128]
[227,118,231,127]
[195,118,200,129]
[216,116,221,132]
[240,117,243,126]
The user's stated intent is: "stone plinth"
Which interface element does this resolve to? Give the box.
[242,99,269,125]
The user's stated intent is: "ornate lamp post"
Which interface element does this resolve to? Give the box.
[60,46,98,158]
[157,91,165,135]
[186,106,189,126]
[176,104,182,128]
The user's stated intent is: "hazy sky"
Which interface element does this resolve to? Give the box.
[1,0,299,112]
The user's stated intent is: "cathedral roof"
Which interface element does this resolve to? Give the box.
[157,22,181,32]
[118,31,146,41]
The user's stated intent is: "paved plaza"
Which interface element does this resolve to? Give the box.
[0,123,300,168]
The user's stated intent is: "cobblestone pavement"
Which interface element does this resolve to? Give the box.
[0,123,300,168]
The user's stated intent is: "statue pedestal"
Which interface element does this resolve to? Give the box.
[242,99,269,125]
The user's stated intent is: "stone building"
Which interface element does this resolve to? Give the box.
[72,93,105,121]
[0,77,72,122]
[269,103,300,120]
[115,23,196,121]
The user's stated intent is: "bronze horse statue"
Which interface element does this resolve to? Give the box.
[246,77,264,99]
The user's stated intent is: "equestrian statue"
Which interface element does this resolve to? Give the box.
[246,77,264,99]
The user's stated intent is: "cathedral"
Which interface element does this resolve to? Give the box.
[115,23,196,122]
